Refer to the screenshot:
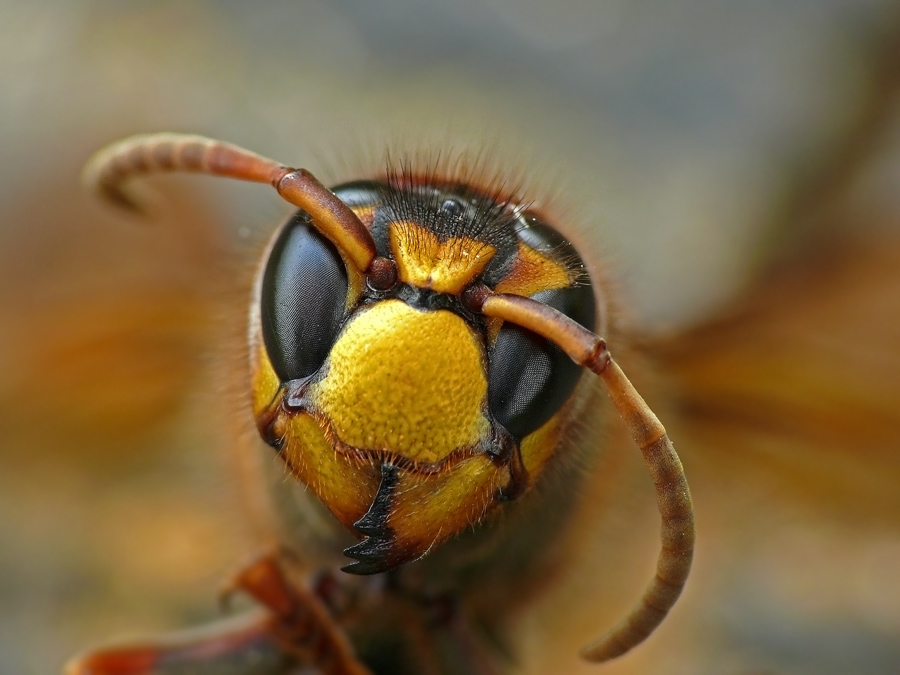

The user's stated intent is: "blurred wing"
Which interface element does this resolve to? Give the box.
[653,233,900,525]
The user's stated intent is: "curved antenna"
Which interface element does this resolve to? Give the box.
[84,133,376,272]
[83,133,287,208]
[275,169,377,274]
[477,291,694,663]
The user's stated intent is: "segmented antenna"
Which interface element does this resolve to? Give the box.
[478,292,695,662]
[83,133,376,272]
[82,133,286,209]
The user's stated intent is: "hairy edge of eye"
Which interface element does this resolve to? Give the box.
[488,221,596,439]
[331,180,386,208]
[260,210,349,382]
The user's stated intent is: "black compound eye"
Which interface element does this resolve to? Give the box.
[260,211,349,382]
[331,180,386,209]
[488,220,596,440]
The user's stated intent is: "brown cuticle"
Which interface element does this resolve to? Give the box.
[283,379,314,413]
[461,283,491,313]
[272,167,292,187]
[589,340,611,374]
[367,257,397,291]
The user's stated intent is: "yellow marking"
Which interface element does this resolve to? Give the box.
[519,415,564,477]
[493,239,572,298]
[251,329,380,531]
[390,221,496,294]
[251,340,281,419]
[350,204,377,228]
[386,455,504,563]
[344,262,366,311]
[487,240,574,343]
[309,300,490,463]
[278,412,381,530]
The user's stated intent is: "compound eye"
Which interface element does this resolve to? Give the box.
[331,180,385,209]
[260,211,349,382]
[488,220,596,439]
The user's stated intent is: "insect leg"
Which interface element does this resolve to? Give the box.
[223,554,372,675]
[64,610,297,675]
[65,556,372,675]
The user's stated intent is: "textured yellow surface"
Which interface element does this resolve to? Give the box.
[311,300,490,463]
[390,221,496,294]
[387,454,504,561]
[278,412,381,530]
[250,340,281,421]
[519,415,565,477]
[494,240,572,299]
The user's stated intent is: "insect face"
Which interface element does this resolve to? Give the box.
[250,178,596,574]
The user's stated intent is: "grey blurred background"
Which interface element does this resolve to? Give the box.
[2,1,900,674]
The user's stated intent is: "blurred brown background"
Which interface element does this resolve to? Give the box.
[1,1,899,673]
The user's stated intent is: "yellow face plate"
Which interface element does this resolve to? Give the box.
[309,299,490,464]
[389,221,496,294]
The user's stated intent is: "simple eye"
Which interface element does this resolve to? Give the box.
[260,211,349,382]
[488,221,596,439]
